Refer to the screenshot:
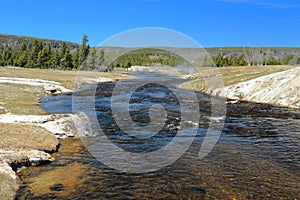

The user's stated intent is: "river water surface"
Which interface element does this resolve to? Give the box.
[16,72,300,199]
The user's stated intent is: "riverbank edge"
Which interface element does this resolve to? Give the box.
[0,77,94,199]
[208,66,300,109]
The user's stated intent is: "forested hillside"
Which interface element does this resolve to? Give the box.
[0,34,88,69]
[0,34,78,50]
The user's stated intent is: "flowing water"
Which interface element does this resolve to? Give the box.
[16,73,300,199]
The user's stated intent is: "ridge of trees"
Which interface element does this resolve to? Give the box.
[211,47,300,67]
[0,33,78,50]
[109,48,186,69]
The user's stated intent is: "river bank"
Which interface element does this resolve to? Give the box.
[0,78,75,199]
[209,66,300,108]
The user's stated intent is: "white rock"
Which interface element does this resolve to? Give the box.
[0,163,17,180]
[210,67,300,108]
[0,77,73,94]
[0,114,52,123]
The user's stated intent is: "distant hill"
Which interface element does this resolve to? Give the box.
[97,46,300,65]
[0,34,79,51]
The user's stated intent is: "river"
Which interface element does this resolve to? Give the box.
[16,72,300,199]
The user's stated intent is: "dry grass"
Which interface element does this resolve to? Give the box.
[0,173,18,200]
[217,65,293,86]
[0,123,59,152]
[0,84,47,115]
[0,67,132,89]
[181,65,294,92]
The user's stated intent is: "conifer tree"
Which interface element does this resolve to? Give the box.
[79,34,90,64]
[61,46,73,69]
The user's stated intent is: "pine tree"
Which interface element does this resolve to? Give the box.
[60,42,67,60]
[72,48,80,69]
[267,56,281,65]
[0,50,3,66]
[79,34,90,65]
[213,53,223,67]
[19,43,27,52]
[61,46,73,69]
[16,51,28,67]
[97,50,104,66]
[26,40,42,68]
[86,48,96,70]
[37,46,50,68]
[50,50,60,69]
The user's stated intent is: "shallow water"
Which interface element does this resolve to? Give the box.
[17,72,300,199]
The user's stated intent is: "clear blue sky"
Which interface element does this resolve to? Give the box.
[1,0,299,47]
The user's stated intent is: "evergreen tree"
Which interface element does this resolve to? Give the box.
[86,48,97,70]
[37,46,50,68]
[26,40,42,67]
[72,48,81,69]
[213,53,224,67]
[60,42,67,60]
[60,46,73,69]
[97,50,104,66]
[50,50,60,69]
[0,50,3,66]
[232,54,247,66]
[79,34,90,64]
[267,56,281,65]
[3,49,12,66]
[15,43,28,67]
[16,51,28,67]
[281,55,294,65]
[19,43,27,52]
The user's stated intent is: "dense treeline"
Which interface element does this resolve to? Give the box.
[109,48,186,69]
[0,35,90,70]
[211,47,300,67]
